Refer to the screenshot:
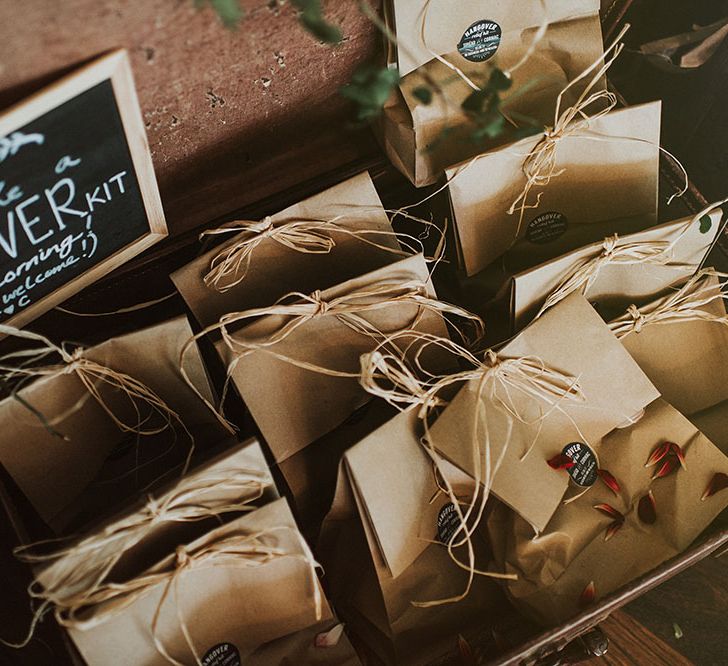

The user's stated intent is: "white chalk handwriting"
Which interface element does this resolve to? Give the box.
[0,131,45,164]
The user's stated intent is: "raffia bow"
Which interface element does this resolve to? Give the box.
[181,277,485,426]
[359,331,586,605]
[609,268,728,338]
[53,526,321,666]
[201,211,445,293]
[0,324,189,442]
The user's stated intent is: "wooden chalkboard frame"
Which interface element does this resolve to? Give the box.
[0,49,167,330]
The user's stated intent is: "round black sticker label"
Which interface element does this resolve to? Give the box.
[562,442,598,488]
[202,643,241,666]
[457,20,502,63]
[526,212,569,244]
[437,502,461,545]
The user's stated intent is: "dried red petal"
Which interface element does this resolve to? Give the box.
[652,456,680,480]
[547,454,575,470]
[604,519,624,541]
[597,468,620,495]
[645,441,672,468]
[638,490,657,524]
[593,503,623,520]
[579,581,596,607]
[670,442,687,470]
[457,634,476,666]
[701,472,728,501]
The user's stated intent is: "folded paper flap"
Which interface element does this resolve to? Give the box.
[34,438,274,595]
[393,0,600,76]
[615,272,728,415]
[344,407,443,579]
[446,101,662,276]
[171,172,400,327]
[221,254,450,464]
[512,208,724,326]
[69,498,328,664]
[429,293,659,532]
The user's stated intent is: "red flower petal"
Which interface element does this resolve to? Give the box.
[638,490,657,524]
[604,519,624,541]
[670,442,687,470]
[547,454,575,470]
[593,503,623,520]
[652,456,680,480]
[579,581,596,607]
[701,472,728,501]
[645,441,672,468]
[597,468,620,495]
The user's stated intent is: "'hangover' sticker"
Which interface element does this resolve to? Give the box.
[437,502,461,545]
[457,20,501,63]
[202,643,241,666]
[562,442,598,487]
[526,212,568,244]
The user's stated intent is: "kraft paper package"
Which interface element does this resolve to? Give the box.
[489,399,728,625]
[500,207,724,332]
[171,171,403,329]
[447,101,662,276]
[206,253,470,494]
[0,316,230,534]
[425,293,660,534]
[61,496,359,666]
[606,269,728,454]
[318,406,504,665]
[381,0,605,187]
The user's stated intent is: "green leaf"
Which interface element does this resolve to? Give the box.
[292,0,343,44]
[699,214,712,234]
[201,0,243,28]
[340,65,400,122]
[471,115,505,141]
[413,85,433,105]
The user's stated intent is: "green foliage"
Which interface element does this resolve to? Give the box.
[699,214,713,234]
[340,65,400,122]
[195,0,243,29]
[413,86,433,105]
[292,0,343,44]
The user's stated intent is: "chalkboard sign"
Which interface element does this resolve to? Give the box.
[0,50,166,329]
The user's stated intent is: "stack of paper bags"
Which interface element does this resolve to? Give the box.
[381,0,605,186]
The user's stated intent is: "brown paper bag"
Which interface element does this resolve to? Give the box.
[382,0,604,187]
[609,269,728,416]
[489,399,728,625]
[23,438,277,612]
[426,293,659,533]
[213,253,463,468]
[505,207,724,330]
[66,497,341,665]
[171,172,402,328]
[0,316,228,531]
[447,101,662,276]
[318,406,503,665]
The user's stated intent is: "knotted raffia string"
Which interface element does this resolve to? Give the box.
[359,330,587,605]
[180,277,485,428]
[52,526,321,666]
[0,324,190,444]
[3,466,271,650]
[201,209,446,293]
[609,268,728,338]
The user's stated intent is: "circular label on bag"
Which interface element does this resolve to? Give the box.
[562,442,598,488]
[458,20,502,62]
[437,502,461,545]
[526,212,569,244]
[202,643,241,666]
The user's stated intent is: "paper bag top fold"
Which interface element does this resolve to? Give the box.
[219,253,450,465]
[69,498,329,666]
[393,0,600,76]
[428,293,660,533]
[171,172,401,328]
[511,207,724,329]
[447,101,662,276]
[0,315,225,526]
